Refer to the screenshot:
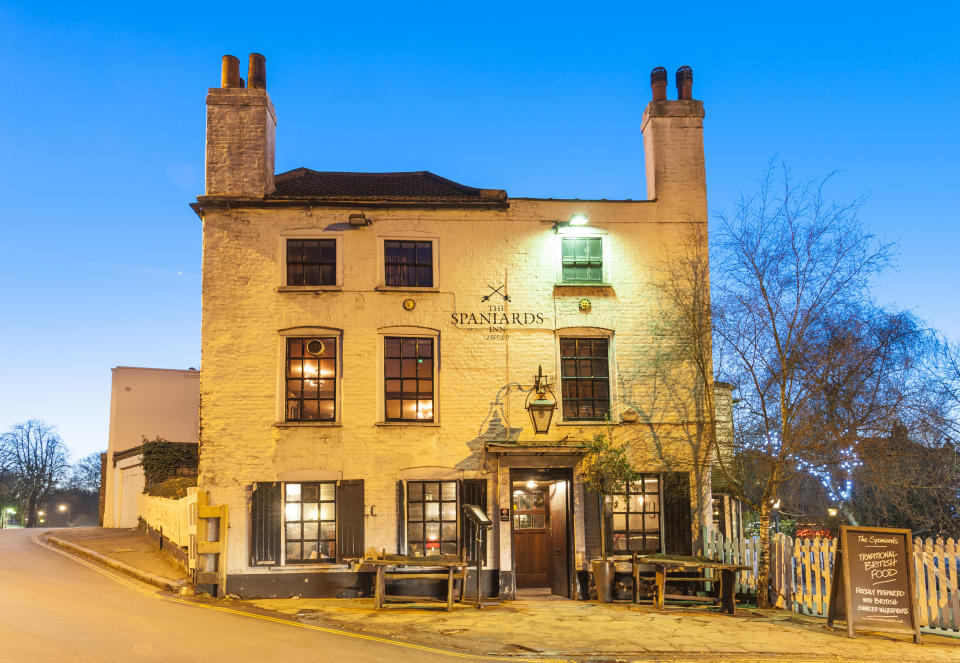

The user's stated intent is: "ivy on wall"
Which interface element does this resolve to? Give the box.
[141,437,198,489]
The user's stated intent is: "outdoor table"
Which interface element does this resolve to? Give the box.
[637,554,750,614]
[366,554,468,611]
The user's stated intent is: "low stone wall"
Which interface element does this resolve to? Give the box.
[138,491,195,548]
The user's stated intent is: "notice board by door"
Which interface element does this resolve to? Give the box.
[827,525,922,643]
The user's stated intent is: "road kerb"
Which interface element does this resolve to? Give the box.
[45,534,186,593]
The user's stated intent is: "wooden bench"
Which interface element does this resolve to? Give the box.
[366,553,469,611]
[637,554,750,614]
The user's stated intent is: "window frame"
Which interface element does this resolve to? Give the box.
[554,230,610,286]
[377,235,439,291]
[404,480,460,557]
[282,481,338,565]
[277,327,343,426]
[383,336,435,423]
[560,236,604,284]
[609,474,663,554]
[558,335,612,422]
[279,232,343,291]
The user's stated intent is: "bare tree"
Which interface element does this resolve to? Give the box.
[712,163,894,607]
[639,222,718,548]
[66,452,103,495]
[0,420,70,526]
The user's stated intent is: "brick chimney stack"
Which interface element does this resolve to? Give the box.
[205,53,276,197]
[640,65,706,220]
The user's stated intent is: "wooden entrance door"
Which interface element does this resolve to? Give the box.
[513,487,550,588]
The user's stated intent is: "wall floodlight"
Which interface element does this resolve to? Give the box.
[569,214,588,226]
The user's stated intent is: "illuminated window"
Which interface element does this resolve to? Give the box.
[406,481,458,556]
[287,239,336,286]
[286,337,337,421]
[560,337,609,420]
[561,237,603,283]
[284,482,336,563]
[384,240,433,287]
[512,489,547,530]
[611,476,660,553]
[384,337,434,421]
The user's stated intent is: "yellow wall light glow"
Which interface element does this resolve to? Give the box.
[569,214,588,225]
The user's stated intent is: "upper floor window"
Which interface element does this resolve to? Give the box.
[286,337,337,421]
[560,337,609,421]
[561,237,603,283]
[385,240,433,287]
[611,476,661,554]
[384,337,434,421]
[287,239,336,286]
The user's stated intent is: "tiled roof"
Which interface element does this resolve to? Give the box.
[269,168,507,203]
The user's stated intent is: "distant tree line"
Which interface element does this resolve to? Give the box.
[0,419,102,527]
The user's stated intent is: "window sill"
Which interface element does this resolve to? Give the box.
[554,283,613,289]
[264,563,351,571]
[375,286,440,293]
[277,285,342,293]
[376,421,441,427]
[274,421,342,428]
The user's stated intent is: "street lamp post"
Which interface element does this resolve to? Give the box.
[827,507,839,538]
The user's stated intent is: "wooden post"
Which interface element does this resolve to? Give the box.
[654,567,665,610]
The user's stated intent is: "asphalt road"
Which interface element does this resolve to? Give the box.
[0,528,482,662]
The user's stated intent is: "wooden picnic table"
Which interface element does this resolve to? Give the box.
[366,554,469,611]
[636,554,750,614]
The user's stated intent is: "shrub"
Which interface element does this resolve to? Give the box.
[141,437,198,489]
[144,476,196,499]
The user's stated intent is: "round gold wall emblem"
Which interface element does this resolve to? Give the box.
[402,298,416,311]
[578,298,592,312]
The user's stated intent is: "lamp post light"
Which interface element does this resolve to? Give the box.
[771,499,781,534]
[827,507,839,538]
[526,365,557,434]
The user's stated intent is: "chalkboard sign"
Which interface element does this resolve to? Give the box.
[827,526,921,644]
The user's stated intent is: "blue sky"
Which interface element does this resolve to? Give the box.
[1,2,957,459]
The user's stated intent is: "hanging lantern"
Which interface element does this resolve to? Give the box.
[527,365,556,434]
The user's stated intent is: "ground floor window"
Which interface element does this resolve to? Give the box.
[250,480,364,567]
[611,475,661,553]
[284,482,337,563]
[406,480,458,556]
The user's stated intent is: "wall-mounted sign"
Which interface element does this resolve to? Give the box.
[449,283,546,341]
[499,508,510,522]
[827,526,922,643]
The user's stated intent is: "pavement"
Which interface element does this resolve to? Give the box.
[46,526,188,591]
[38,526,960,662]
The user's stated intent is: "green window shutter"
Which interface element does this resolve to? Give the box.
[561,237,603,283]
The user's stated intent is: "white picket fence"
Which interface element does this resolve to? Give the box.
[702,528,960,634]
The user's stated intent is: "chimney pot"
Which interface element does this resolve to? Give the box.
[676,66,693,100]
[650,66,668,101]
[248,53,267,90]
[221,55,241,88]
